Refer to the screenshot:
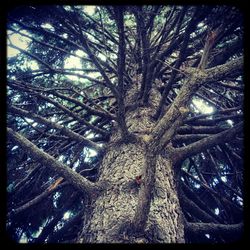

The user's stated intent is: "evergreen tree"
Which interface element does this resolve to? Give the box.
[7,5,243,243]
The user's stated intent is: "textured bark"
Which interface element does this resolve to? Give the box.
[79,135,185,243]
[186,222,243,241]
[77,78,185,243]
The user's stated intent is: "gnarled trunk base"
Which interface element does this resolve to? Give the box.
[78,140,184,243]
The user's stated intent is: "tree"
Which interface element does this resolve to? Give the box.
[6,5,243,243]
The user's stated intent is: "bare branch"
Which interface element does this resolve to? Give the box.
[197,27,221,70]
[173,122,243,163]
[150,57,243,150]
[8,105,102,152]
[185,221,243,241]
[10,181,68,217]
[7,127,102,195]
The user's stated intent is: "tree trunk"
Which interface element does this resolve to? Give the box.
[78,77,185,243]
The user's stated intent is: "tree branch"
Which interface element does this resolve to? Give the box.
[46,88,116,120]
[154,9,199,119]
[177,125,225,135]
[197,27,221,70]
[77,19,119,98]
[114,7,130,138]
[8,105,102,152]
[150,57,243,150]
[204,56,243,83]
[10,181,68,217]
[181,181,223,223]
[35,93,108,137]
[180,192,220,223]
[181,170,242,212]
[185,221,243,241]
[7,127,102,195]
[173,122,243,163]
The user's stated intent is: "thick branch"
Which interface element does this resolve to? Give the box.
[173,122,243,163]
[177,125,225,135]
[185,221,243,241]
[173,134,209,144]
[204,56,243,83]
[150,57,243,149]
[7,127,101,195]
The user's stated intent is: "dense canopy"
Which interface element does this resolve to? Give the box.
[7,5,243,243]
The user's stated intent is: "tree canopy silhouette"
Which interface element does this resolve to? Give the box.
[7,5,243,243]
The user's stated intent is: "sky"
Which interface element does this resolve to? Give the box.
[7,31,29,58]
[192,98,214,114]
[7,5,96,58]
